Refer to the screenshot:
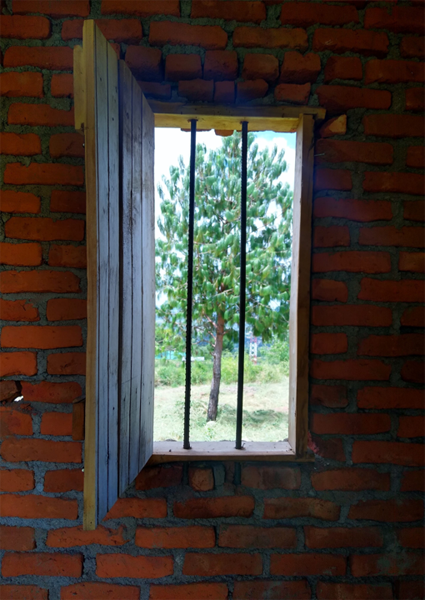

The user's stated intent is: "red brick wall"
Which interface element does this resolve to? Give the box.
[0,1,424,598]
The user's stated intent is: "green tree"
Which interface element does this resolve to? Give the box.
[156,132,292,421]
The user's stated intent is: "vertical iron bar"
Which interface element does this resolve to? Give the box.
[183,119,197,450]
[236,121,248,449]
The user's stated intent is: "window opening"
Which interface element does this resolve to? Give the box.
[154,124,295,448]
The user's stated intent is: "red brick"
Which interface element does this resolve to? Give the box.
[237,79,268,102]
[350,498,424,522]
[325,56,362,82]
[233,26,308,51]
[150,21,226,50]
[0,526,35,551]
[401,36,425,59]
[4,163,84,186]
[174,496,254,519]
[0,407,32,436]
[396,581,425,600]
[13,0,89,16]
[353,442,425,467]
[311,280,348,303]
[164,54,201,82]
[311,333,348,355]
[406,88,424,112]
[8,103,74,127]
[1,438,81,463]
[401,306,425,327]
[311,359,391,381]
[308,434,346,462]
[358,278,425,302]
[233,580,310,600]
[218,525,296,549]
[0,494,78,519]
[2,552,82,578]
[101,0,179,17]
[365,6,425,35]
[400,252,425,273]
[1,325,82,349]
[125,47,162,81]
[62,583,140,600]
[359,334,424,356]
[264,497,340,520]
[204,50,238,81]
[47,352,85,376]
[242,54,278,82]
[364,172,424,196]
[364,114,425,139]
[48,245,86,269]
[46,299,87,321]
[138,82,171,101]
[44,468,83,493]
[311,384,347,408]
[49,133,84,158]
[314,197,392,222]
[135,464,183,490]
[62,18,142,43]
[50,190,86,214]
[242,466,300,490]
[316,85,391,113]
[96,553,173,578]
[183,552,262,576]
[314,226,350,249]
[312,305,392,327]
[280,2,358,27]
[192,1,265,23]
[319,115,347,138]
[351,552,424,577]
[305,526,382,549]
[0,352,37,376]
[313,251,391,274]
[271,553,346,576]
[401,471,425,492]
[316,139,393,165]
[4,46,72,70]
[398,527,424,548]
[0,190,40,214]
[312,468,390,491]
[0,587,47,600]
[280,51,321,84]
[51,73,73,98]
[405,201,425,223]
[0,242,42,266]
[179,79,214,102]
[312,413,390,435]
[214,81,235,103]
[47,524,126,548]
[105,498,167,519]
[150,583,229,600]
[21,381,81,404]
[136,526,214,549]
[1,270,80,295]
[366,59,425,85]
[6,217,84,241]
[317,583,392,600]
[0,72,43,98]
[189,468,214,491]
[0,15,50,39]
[314,28,388,57]
[40,412,73,436]
[406,146,425,169]
[402,359,424,384]
[358,387,423,409]
[0,469,34,492]
[275,83,310,105]
[0,133,41,156]
[315,168,352,191]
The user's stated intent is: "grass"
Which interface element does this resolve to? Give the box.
[154,377,289,443]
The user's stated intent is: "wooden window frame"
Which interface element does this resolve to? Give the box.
[149,103,323,464]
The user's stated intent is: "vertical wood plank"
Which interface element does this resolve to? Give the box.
[140,93,155,470]
[288,114,314,456]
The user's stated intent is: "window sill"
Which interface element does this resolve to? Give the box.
[149,441,315,464]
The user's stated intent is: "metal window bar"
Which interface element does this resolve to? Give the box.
[184,120,249,450]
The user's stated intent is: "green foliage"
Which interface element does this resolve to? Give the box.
[155,131,293,356]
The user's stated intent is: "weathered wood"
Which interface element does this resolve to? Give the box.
[73,44,85,133]
[72,397,85,441]
[288,114,315,457]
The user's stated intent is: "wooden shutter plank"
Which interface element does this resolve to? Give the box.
[288,114,314,456]
[140,93,155,470]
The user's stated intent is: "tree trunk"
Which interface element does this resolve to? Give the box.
[207,315,225,422]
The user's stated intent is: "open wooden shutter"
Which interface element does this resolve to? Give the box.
[74,21,155,530]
